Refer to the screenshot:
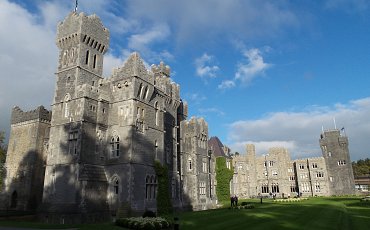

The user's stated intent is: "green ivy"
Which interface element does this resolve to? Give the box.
[215,157,233,202]
[154,161,173,215]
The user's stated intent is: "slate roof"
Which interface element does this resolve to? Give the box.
[208,136,230,158]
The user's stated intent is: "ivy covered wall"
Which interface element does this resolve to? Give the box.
[215,157,233,202]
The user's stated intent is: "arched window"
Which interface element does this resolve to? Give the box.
[114,178,119,194]
[143,86,148,99]
[64,94,70,118]
[154,102,159,126]
[11,191,17,208]
[93,54,97,68]
[137,83,143,97]
[110,136,120,158]
[146,175,157,200]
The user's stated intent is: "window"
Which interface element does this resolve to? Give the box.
[64,94,70,118]
[301,183,310,193]
[312,163,318,168]
[330,176,334,182]
[143,86,148,99]
[271,183,279,193]
[199,182,206,195]
[272,171,278,176]
[154,140,158,160]
[261,184,269,193]
[300,173,308,179]
[202,162,207,173]
[316,172,324,178]
[154,102,159,126]
[85,50,89,65]
[290,185,297,193]
[269,161,274,167]
[110,136,120,157]
[299,164,305,170]
[289,176,295,181]
[93,54,97,68]
[137,83,143,97]
[315,182,321,193]
[146,175,157,200]
[188,159,192,171]
[68,131,78,154]
[114,178,119,194]
[226,160,231,169]
[11,191,18,208]
[288,168,293,173]
[338,160,346,166]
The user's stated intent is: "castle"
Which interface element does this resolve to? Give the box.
[230,129,355,198]
[1,10,355,224]
[1,11,216,223]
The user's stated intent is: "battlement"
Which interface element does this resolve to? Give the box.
[151,61,171,77]
[56,12,109,53]
[11,106,51,124]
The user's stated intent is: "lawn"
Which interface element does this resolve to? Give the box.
[177,197,370,230]
[0,197,368,230]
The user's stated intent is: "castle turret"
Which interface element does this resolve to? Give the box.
[2,106,51,211]
[41,11,110,222]
[319,129,355,195]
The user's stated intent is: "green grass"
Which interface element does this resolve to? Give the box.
[0,197,369,229]
[177,197,370,230]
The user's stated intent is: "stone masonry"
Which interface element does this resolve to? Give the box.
[1,11,216,223]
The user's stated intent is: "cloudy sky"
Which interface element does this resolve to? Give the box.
[1,0,370,160]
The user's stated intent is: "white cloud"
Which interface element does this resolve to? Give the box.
[194,53,219,78]
[226,97,370,161]
[218,80,236,90]
[0,0,58,138]
[126,0,299,44]
[325,0,370,12]
[235,48,271,84]
[127,23,173,62]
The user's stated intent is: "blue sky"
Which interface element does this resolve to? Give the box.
[1,0,370,160]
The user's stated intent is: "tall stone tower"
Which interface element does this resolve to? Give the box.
[2,106,51,210]
[41,12,110,222]
[319,129,355,195]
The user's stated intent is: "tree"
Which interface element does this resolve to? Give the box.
[352,158,370,177]
[0,131,7,191]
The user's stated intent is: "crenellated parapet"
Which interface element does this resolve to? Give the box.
[151,61,171,77]
[56,12,109,52]
[11,106,51,124]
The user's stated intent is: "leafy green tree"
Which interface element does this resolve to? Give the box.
[352,158,370,177]
[0,131,7,191]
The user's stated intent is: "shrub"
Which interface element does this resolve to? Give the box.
[116,217,170,230]
[143,210,156,218]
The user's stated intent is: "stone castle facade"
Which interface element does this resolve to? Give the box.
[1,10,355,224]
[1,11,216,223]
[231,129,355,198]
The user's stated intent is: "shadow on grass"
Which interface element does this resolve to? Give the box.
[178,197,370,230]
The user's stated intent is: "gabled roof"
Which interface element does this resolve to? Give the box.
[208,136,229,158]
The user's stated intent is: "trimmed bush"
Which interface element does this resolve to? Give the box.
[116,217,170,230]
[143,210,156,218]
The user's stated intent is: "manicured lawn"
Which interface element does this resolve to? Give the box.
[0,197,368,229]
[177,197,370,230]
